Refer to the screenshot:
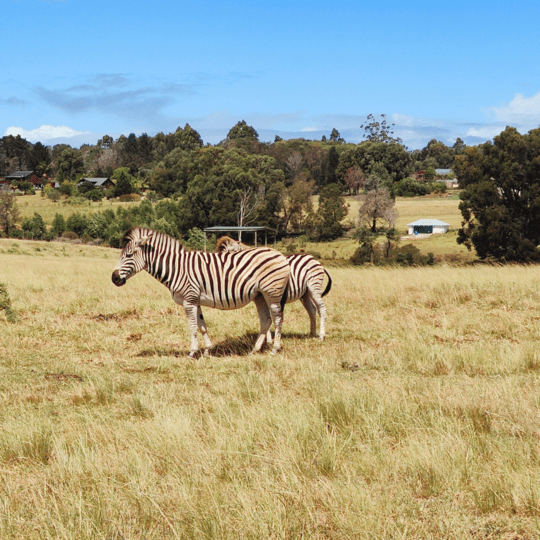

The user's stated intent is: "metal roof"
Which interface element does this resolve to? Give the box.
[407,219,450,227]
[6,171,33,178]
[204,226,277,232]
[80,177,112,186]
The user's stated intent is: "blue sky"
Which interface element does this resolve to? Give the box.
[3,0,540,150]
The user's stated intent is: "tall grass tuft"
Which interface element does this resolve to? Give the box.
[0,282,17,322]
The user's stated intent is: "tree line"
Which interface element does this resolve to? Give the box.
[0,117,464,240]
[4,118,540,263]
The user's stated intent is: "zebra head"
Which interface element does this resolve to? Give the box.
[112,228,154,287]
[215,236,248,253]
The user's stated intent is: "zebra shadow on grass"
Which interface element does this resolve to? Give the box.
[136,332,313,359]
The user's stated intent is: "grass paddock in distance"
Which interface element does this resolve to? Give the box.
[1,239,540,538]
[16,192,139,223]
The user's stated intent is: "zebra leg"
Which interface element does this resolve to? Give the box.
[267,300,284,355]
[196,307,213,356]
[300,292,318,337]
[252,295,273,353]
[183,303,200,358]
[308,288,327,341]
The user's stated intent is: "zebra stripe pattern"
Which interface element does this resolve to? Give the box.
[216,236,332,340]
[112,227,290,357]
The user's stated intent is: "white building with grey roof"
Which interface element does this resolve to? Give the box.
[407,219,450,235]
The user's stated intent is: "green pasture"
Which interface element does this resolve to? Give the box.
[16,193,139,222]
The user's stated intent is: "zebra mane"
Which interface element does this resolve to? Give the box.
[215,236,249,253]
[121,227,183,250]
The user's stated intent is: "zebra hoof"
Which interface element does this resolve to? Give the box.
[187,351,198,359]
[203,349,211,357]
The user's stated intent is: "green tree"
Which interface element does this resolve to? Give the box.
[322,146,340,187]
[454,126,540,262]
[226,120,259,141]
[55,148,84,179]
[66,212,89,237]
[121,133,139,167]
[21,212,46,239]
[178,148,284,233]
[112,168,135,197]
[51,213,66,236]
[394,177,431,197]
[351,226,378,265]
[311,183,348,240]
[329,128,345,143]
[0,192,20,236]
[336,141,412,187]
[86,213,109,239]
[27,142,52,176]
[172,124,204,151]
[281,176,315,233]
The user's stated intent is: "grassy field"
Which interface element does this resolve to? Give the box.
[1,239,540,538]
[16,193,138,223]
[301,192,473,262]
[344,192,463,231]
[16,191,471,261]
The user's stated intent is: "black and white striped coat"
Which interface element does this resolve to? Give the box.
[216,236,332,340]
[112,228,290,357]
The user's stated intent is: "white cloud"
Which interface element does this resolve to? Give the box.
[301,126,319,132]
[4,125,91,142]
[488,92,540,124]
[466,126,506,140]
[392,113,415,126]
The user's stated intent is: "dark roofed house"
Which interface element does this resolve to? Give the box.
[5,171,34,182]
[77,177,115,190]
[2,171,45,189]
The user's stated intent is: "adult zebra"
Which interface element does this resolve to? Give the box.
[112,227,290,357]
[215,236,332,340]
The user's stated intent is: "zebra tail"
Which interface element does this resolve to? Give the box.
[322,270,333,297]
[280,281,289,312]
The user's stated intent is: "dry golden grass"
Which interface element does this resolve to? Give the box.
[1,239,539,538]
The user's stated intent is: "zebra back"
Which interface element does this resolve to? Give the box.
[120,228,289,310]
[215,236,331,303]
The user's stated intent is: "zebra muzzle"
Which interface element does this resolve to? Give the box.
[111,270,126,287]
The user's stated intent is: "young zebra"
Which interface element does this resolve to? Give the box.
[112,227,290,357]
[215,236,332,340]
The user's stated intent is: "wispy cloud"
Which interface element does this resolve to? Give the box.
[34,73,201,121]
[0,97,27,107]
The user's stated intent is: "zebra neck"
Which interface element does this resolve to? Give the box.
[145,239,183,288]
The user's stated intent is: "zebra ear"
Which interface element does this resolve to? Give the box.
[136,232,153,247]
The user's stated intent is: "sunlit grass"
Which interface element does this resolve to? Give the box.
[0,241,539,537]
[16,192,138,222]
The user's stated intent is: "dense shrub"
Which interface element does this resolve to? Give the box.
[66,213,88,237]
[394,177,431,197]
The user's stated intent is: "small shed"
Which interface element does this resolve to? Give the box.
[435,169,459,189]
[407,219,450,235]
[203,226,277,251]
[77,177,114,190]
